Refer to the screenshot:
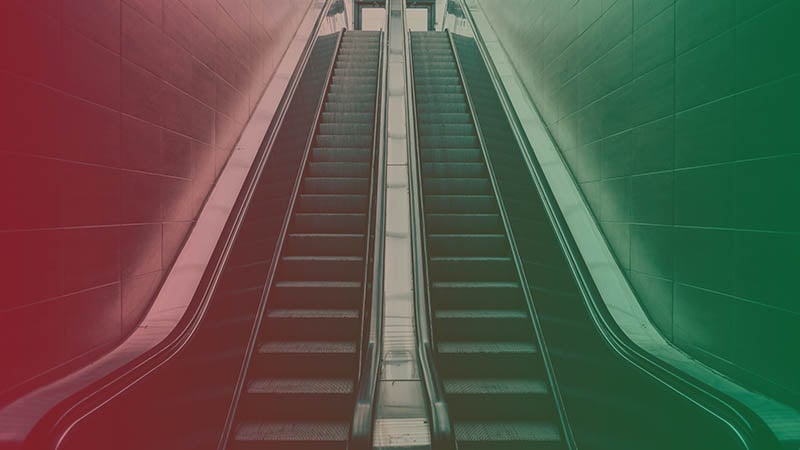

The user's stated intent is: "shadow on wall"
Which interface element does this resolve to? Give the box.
[475,0,800,408]
[0,0,313,398]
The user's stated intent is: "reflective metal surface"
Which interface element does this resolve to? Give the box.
[373,0,432,448]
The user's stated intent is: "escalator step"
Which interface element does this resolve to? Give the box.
[422,162,486,178]
[419,134,479,148]
[428,256,515,281]
[297,194,368,213]
[278,255,364,281]
[285,233,365,256]
[322,112,372,123]
[235,421,348,449]
[310,147,371,161]
[308,162,370,178]
[240,379,353,419]
[253,341,356,378]
[270,281,361,310]
[425,213,504,234]
[292,213,367,234]
[303,177,369,194]
[263,309,359,341]
[437,343,541,380]
[424,194,497,213]
[454,421,561,450]
[430,281,522,309]
[435,309,532,341]
[247,377,353,395]
[419,123,476,136]
[445,378,548,396]
[423,177,491,194]
[318,123,373,135]
[438,341,536,355]
[420,148,482,163]
[427,234,507,257]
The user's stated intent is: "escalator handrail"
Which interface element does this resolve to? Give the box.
[4,3,340,449]
[405,30,457,450]
[452,2,781,449]
[446,29,578,450]
[350,27,389,450]
[217,28,346,450]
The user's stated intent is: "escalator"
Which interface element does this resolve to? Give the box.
[40,29,385,450]
[446,32,755,450]
[9,8,780,450]
[408,26,764,450]
[410,31,568,450]
[227,30,382,450]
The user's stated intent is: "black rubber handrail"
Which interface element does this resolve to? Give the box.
[217,27,346,450]
[349,26,389,450]
[405,30,456,450]
[453,2,781,449]
[446,28,578,450]
[13,4,340,449]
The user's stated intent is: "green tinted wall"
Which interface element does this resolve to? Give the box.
[476,0,799,406]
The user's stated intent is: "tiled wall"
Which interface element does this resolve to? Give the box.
[478,0,799,405]
[0,0,312,394]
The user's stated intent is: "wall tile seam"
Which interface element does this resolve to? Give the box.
[2,59,229,154]
[120,6,272,105]
[673,26,735,60]
[549,12,606,65]
[673,338,739,369]
[674,283,800,320]
[59,9,119,57]
[560,59,674,127]
[216,1,253,37]
[732,0,789,27]
[0,149,198,183]
[629,269,671,281]
[2,337,120,395]
[673,153,800,173]
[529,14,575,68]
[119,49,248,116]
[619,222,800,236]
[675,70,800,117]
[0,281,122,315]
[120,0,162,31]
[544,17,799,117]
[672,223,799,236]
[681,343,799,399]
[0,232,173,309]
[0,221,186,235]
[632,1,674,31]
[675,0,789,60]
[0,67,123,119]
[561,33,637,89]
[597,167,675,181]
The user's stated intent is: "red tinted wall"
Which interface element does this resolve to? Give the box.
[0,0,312,395]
